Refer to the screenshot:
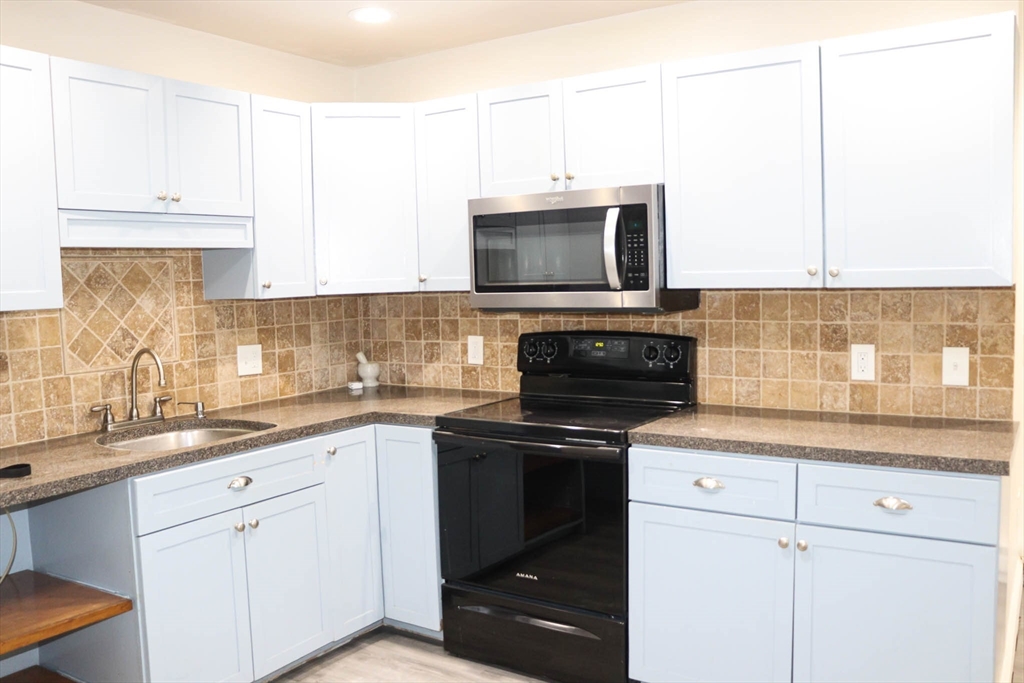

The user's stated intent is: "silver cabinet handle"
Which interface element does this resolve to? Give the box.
[319,277,327,286]
[602,206,622,292]
[228,476,253,490]
[828,267,839,277]
[874,496,913,511]
[418,275,427,283]
[797,540,808,552]
[234,522,245,533]
[565,172,575,181]
[807,266,818,276]
[550,173,560,182]
[156,191,168,201]
[249,518,259,529]
[171,193,182,202]
[326,446,337,456]
[262,281,272,289]
[693,476,725,491]
[778,537,790,549]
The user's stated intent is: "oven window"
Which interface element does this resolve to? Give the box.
[473,206,627,292]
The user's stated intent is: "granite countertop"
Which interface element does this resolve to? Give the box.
[0,386,510,507]
[632,405,1018,477]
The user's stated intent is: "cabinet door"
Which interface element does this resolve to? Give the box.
[663,44,824,289]
[311,103,419,294]
[0,46,62,311]
[251,95,315,298]
[478,81,564,196]
[138,509,254,683]
[323,426,384,640]
[629,503,795,683]
[792,524,997,683]
[563,65,664,190]
[821,13,1014,288]
[50,57,167,213]
[244,486,332,679]
[376,425,442,631]
[165,80,254,217]
[414,95,480,292]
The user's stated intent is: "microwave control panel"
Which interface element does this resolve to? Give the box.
[622,205,649,291]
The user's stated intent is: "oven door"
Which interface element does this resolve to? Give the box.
[469,185,657,310]
[434,430,626,617]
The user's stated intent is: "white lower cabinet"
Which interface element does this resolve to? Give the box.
[376,425,442,632]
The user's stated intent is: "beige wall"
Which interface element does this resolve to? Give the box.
[0,0,355,101]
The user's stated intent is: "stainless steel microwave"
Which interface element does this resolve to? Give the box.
[469,184,699,312]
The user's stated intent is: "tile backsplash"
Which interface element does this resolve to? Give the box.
[0,248,1016,447]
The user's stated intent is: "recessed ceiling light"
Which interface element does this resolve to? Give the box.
[349,7,393,24]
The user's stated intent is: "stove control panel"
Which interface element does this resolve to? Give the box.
[518,331,696,380]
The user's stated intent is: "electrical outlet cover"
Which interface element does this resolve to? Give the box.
[237,344,263,376]
[467,335,484,365]
[850,344,875,381]
[942,347,970,386]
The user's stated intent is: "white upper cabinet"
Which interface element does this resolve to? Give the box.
[0,46,62,311]
[562,65,664,190]
[478,81,565,197]
[414,95,480,292]
[164,80,253,217]
[50,58,168,214]
[821,13,1015,288]
[663,44,824,289]
[311,103,419,295]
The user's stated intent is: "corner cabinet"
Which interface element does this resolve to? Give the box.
[662,44,823,289]
[0,45,62,311]
[820,12,1015,288]
[311,103,419,295]
[414,95,480,292]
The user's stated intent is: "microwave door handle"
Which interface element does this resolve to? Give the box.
[603,206,622,291]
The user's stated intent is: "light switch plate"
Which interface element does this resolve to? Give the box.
[850,344,875,381]
[467,335,484,365]
[942,347,969,386]
[237,344,263,376]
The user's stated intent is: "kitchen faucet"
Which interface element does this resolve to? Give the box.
[129,348,168,421]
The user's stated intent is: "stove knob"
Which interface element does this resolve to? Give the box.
[642,345,660,362]
[541,341,558,359]
[663,345,681,363]
[524,340,539,358]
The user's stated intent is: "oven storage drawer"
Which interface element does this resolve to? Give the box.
[442,584,626,683]
[629,447,796,520]
[796,463,1001,545]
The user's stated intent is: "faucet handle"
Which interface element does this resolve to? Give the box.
[153,395,173,418]
[178,401,206,419]
[90,404,115,431]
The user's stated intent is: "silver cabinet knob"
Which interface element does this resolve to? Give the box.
[796,540,808,552]
[249,519,259,529]
[171,193,182,202]
[874,496,913,511]
[326,446,337,456]
[828,267,839,277]
[234,522,245,533]
[418,275,427,283]
[157,191,168,201]
[262,281,272,289]
[778,537,790,549]
[319,277,327,286]
[807,266,818,276]
[550,173,560,181]
[227,476,253,490]
[693,476,725,491]
[565,172,575,181]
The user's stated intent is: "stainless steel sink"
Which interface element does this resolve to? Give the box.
[98,419,275,452]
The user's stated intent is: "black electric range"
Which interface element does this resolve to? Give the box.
[434,331,697,683]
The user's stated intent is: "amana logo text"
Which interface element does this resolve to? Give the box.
[545,196,564,205]
[516,572,539,581]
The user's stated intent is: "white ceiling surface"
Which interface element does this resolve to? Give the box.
[83,1,682,67]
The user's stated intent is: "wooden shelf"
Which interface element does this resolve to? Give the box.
[0,666,75,683]
[0,571,132,655]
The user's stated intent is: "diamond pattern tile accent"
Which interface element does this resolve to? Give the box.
[60,257,179,373]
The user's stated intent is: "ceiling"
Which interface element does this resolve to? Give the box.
[83,1,681,67]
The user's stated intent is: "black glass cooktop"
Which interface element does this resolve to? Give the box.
[436,397,680,445]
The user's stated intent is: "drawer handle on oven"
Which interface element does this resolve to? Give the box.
[228,476,253,490]
[457,605,600,640]
[874,495,912,511]
[693,477,725,491]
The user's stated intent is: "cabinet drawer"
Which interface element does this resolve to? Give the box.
[133,437,326,536]
[629,447,796,520]
[797,463,1000,545]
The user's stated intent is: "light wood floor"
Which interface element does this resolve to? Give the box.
[277,631,541,683]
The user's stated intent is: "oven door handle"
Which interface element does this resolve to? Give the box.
[457,605,601,640]
[603,206,622,291]
[433,430,624,461]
